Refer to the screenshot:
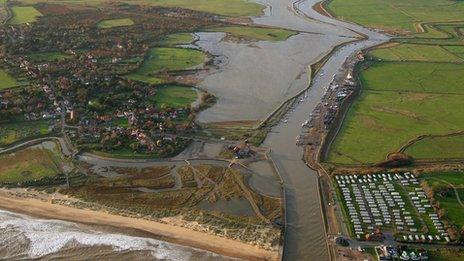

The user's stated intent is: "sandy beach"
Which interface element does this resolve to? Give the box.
[0,191,278,261]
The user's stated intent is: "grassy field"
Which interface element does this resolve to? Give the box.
[158,33,194,46]
[428,249,464,261]
[9,6,42,24]
[0,69,20,90]
[0,142,61,184]
[138,0,263,17]
[327,0,464,33]
[17,0,264,17]
[370,44,464,63]
[0,120,52,146]
[151,84,198,109]
[127,47,205,84]
[208,26,296,42]
[97,18,134,28]
[327,62,464,164]
[405,135,464,160]
[27,51,71,61]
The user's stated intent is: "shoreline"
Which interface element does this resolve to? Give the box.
[0,191,278,261]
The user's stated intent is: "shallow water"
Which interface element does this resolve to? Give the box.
[0,210,236,260]
[198,198,256,217]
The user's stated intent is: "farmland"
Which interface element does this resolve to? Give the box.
[97,18,134,28]
[9,6,42,24]
[17,0,264,17]
[0,69,20,90]
[127,47,206,84]
[326,0,464,165]
[327,62,464,164]
[150,85,198,109]
[327,0,464,33]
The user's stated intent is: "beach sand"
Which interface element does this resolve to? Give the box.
[0,191,278,261]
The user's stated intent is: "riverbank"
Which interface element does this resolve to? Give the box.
[0,190,278,261]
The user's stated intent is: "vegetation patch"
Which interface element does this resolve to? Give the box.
[327,0,464,33]
[327,62,464,164]
[9,6,43,24]
[370,44,464,63]
[97,18,134,28]
[405,135,464,160]
[127,47,205,84]
[0,120,53,146]
[158,33,195,46]
[151,85,198,109]
[208,26,296,42]
[0,69,20,90]
[27,51,71,62]
[0,142,62,184]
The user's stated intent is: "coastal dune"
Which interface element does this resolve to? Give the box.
[0,192,278,261]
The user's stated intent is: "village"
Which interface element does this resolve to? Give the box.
[0,5,221,156]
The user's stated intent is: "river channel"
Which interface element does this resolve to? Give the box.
[197,0,389,260]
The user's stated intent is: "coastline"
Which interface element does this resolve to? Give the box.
[0,191,278,261]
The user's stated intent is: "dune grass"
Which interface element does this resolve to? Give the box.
[0,143,61,184]
[9,6,42,24]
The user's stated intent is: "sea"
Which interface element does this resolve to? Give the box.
[0,209,235,260]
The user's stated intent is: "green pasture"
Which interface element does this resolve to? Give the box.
[370,44,463,63]
[151,85,197,109]
[420,172,464,186]
[18,0,264,17]
[0,143,61,184]
[141,0,264,17]
[158,33,194,46]
[97,18,134,28]
[9,6,42,24]
[27,51,71,61]
[127,47,205,84]
[0,69,20,90]
[444,45,464,59]
[0,120,52,146]
[405,135,464,160]
[327,62,464,164]
[360,62,464,94]
[327,0,464,33]
[399,23,464,45]
[208,26,296,42]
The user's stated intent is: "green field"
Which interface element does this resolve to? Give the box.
[17,0,263,17]
[0,142,61,184]
[419,172,464,229]
[0,69,20,90]
[158,33,195,46]
[27,51,71,61]
[208,26,296,42]
[428,249,464,261]
[327,62,464,164]
[139,0,263,17]
[360,62,464,94]
[327,0,464,33]
[405,135,464,160]
[127,47,205,84]
[97,18,134,28]
[9,6,42,24]
[151,85,198,109]
[370,44,464,63]
[0,120,52,146]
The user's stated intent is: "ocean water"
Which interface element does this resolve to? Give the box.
[0,210,235,260]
